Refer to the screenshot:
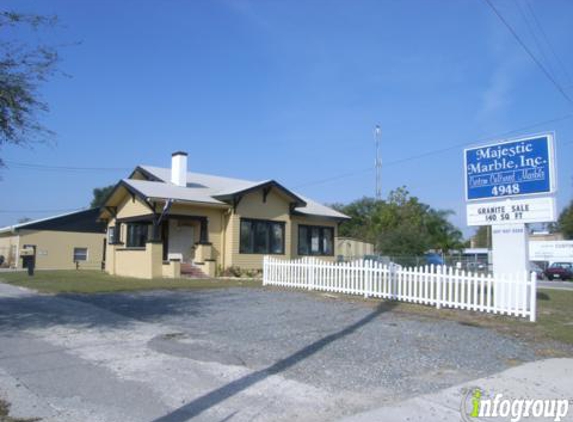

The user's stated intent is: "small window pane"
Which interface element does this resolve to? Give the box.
[254,222,269,253]
[323,228,333,255]
[73,247,88,261]
[270,223,284,254]
[298,226,309,255]
[310,228,320,254]
[240,220,253,253]
[107,227,116,244]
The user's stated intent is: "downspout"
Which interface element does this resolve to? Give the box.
[221,207,232,269]
[14,230,20,269]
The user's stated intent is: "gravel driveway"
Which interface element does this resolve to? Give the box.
[0,283,538,421]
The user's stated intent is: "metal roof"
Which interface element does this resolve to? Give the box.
[134,166,349,219]
[0,209,103,234]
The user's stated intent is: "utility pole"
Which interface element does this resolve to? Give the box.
[374,124,381,200]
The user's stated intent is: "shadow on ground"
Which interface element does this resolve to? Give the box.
[0,290,212,334]
[150,301,397,422]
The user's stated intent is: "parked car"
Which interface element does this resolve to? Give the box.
[424,253,444,266]
[363,255,403,270]
[544,262,573,281]
[529,262,546,280]
[466,261,487,272]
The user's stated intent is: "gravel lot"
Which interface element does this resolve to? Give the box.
[0,283,539,421]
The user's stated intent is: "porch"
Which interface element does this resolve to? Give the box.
[107,214,216,279]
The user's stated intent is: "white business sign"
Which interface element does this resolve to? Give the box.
[529,241,573,261]
[491,224,529,309]
[463,133,559,280]
[466,196,556,226]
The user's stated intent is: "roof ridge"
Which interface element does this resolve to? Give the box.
[140,165,256,184]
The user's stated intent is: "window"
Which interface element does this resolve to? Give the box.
[107,226,118,244]
[298,225,334,256]
[240,219,285,254]
[126,224,149,248]
[73,247,88,262]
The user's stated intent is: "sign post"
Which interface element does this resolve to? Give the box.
[464,133,557,308]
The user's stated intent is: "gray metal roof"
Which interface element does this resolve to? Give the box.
[135,166,349,219]
[124,179,227,206]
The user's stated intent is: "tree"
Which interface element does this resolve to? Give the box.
[0,11,60,165]
[557,200,573,239]
[471,226,491,248]
[90,185,115,208]
[335,187,464,257]
[332,197,383,244]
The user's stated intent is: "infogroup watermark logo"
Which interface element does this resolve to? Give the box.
[461,387,571,422]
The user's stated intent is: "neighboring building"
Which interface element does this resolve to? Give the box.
[335,237,374,261]
[529,240,573,263]
[0,209,106,270]
[529,231,564,242]
[98,152,350,279]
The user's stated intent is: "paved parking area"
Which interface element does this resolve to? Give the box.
[0,282,542,421]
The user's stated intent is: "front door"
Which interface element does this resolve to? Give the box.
[167,220,195,262]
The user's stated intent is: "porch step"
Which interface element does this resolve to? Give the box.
[180,262,210,279]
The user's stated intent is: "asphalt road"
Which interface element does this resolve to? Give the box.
[0,282,552,422]
[538,280,573,291]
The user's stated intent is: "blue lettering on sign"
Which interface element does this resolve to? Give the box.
[465,136,552,200]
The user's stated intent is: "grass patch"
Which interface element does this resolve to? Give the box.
[0,270,261,294]
[312,288,573,350]
[394,289,573,348]
[0,398,39,422]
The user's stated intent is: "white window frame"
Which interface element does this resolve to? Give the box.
[73,247,89,262]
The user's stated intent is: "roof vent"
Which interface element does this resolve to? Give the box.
[171,151,188,187]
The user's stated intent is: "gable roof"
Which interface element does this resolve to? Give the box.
[117,165,348,220]
[121,179,227,206]
[0,209,105,235]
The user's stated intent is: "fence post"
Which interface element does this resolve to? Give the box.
[308,257,314,291]
[529,271,537,323]
[389,264,395,299]
[436,265,442,309]
[263,256,268,286]
[363,260,369,298]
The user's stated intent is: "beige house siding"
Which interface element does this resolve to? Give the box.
[116,195,153,219]
[227,189,292,269]
[15,229,105,270]
[113,243,162,279]
[104,184,345,277]
[335,237,374,260]
[0,233,18,267]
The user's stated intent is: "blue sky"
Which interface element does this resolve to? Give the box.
[1,0,572,236]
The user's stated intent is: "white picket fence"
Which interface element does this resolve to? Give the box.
[263,256,537,322]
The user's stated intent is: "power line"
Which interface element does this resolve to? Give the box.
[292,167,373,189]
[4,161,130,172]
[292,113,573,189]
[525,0,573,87]
[512,0,559,83]
[0,208,81,214]
[482,0,573,105]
